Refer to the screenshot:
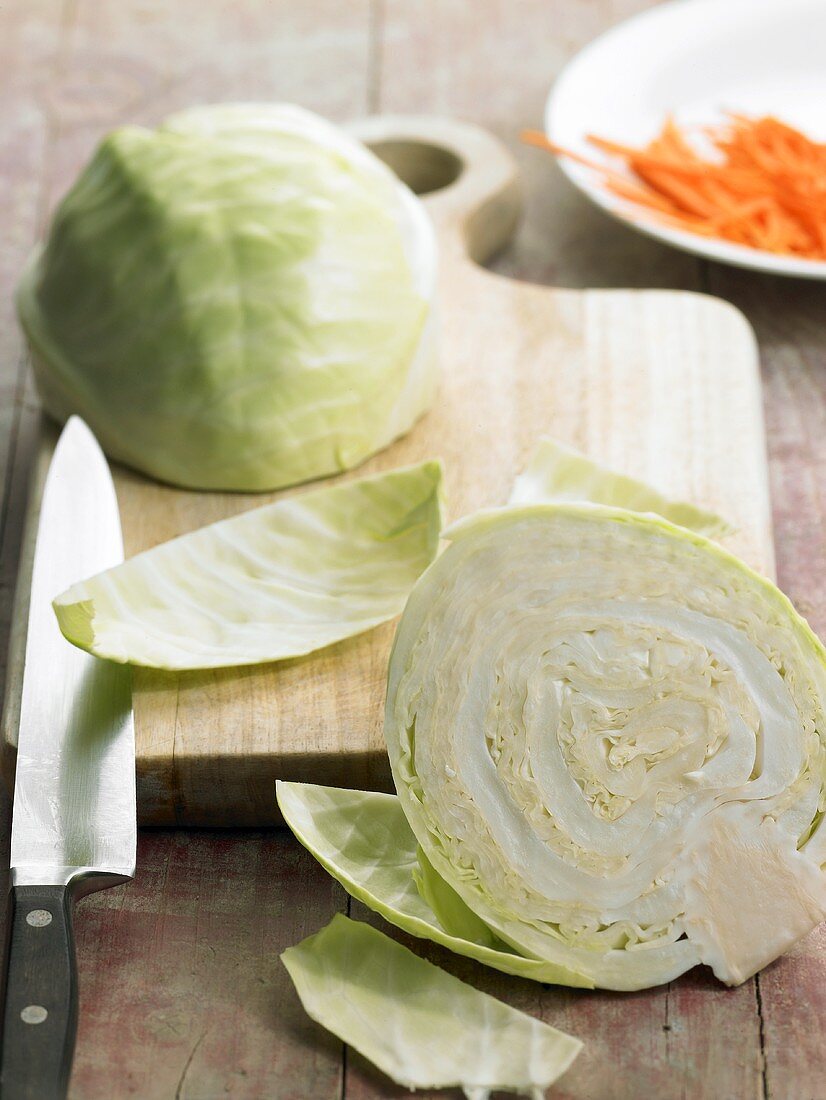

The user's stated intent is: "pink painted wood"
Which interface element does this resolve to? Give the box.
[0,1,823,1097]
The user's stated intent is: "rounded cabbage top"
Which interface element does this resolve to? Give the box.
[17,104,438,491]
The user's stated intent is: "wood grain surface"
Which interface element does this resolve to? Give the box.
[0,2,824,1098]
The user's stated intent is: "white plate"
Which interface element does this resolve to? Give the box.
[545,0,826,279]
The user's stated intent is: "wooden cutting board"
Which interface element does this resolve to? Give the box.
[2,116,774,826]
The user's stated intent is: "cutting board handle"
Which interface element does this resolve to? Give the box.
[351,115,522,266]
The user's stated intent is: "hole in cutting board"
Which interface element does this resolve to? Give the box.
[367,139,463,195]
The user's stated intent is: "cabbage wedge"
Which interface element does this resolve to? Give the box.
[386,504,826,989]
[53,461,442,669]
[18,104,437,491]
[282,914,582,1099]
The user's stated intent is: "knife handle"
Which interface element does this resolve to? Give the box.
[0,885,77,1100]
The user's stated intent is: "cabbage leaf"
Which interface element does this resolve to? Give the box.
[276,781,593,988]
[282,914,582,1099]
[53,461,442,669]
[509,437,732,537]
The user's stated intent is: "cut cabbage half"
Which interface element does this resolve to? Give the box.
[18,104,437,491]
[385,504,826,990]
[282,914,582,1099]
[53,461,442,669]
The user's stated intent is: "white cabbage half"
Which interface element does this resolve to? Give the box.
[18,104,438,491]
[53,461,442,669]
[282,914,582,1099]
[385,503,826,989]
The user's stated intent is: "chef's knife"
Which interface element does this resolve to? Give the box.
[0,417,136,1100]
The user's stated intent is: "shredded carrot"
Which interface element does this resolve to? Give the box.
[522,115,826,261]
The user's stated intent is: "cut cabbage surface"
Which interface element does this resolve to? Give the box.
[385,504,826,989]
[18,104,437,491]
[53,461,442,669]
[282,914,582,1099]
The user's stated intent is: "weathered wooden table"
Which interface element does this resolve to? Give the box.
[1,2,824,1097]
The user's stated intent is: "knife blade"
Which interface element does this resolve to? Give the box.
[1,416,135,1100]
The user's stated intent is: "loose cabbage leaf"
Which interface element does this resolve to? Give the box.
[53,461,442,669]
[276,781,592,988]
[18,104,437,491]
[282,914,582,1099]
[386,502,826,990]
[509,437,732,537]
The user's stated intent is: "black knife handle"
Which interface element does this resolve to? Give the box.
[0,885,77,1100]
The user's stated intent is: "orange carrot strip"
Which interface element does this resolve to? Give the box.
[523,113,826,261]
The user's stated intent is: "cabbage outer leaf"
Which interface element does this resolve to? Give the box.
[386,503,826,990]
[282,914,582,1099]
[509,437,732,538]
[53,461,442,669]
[276,781,592,988]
